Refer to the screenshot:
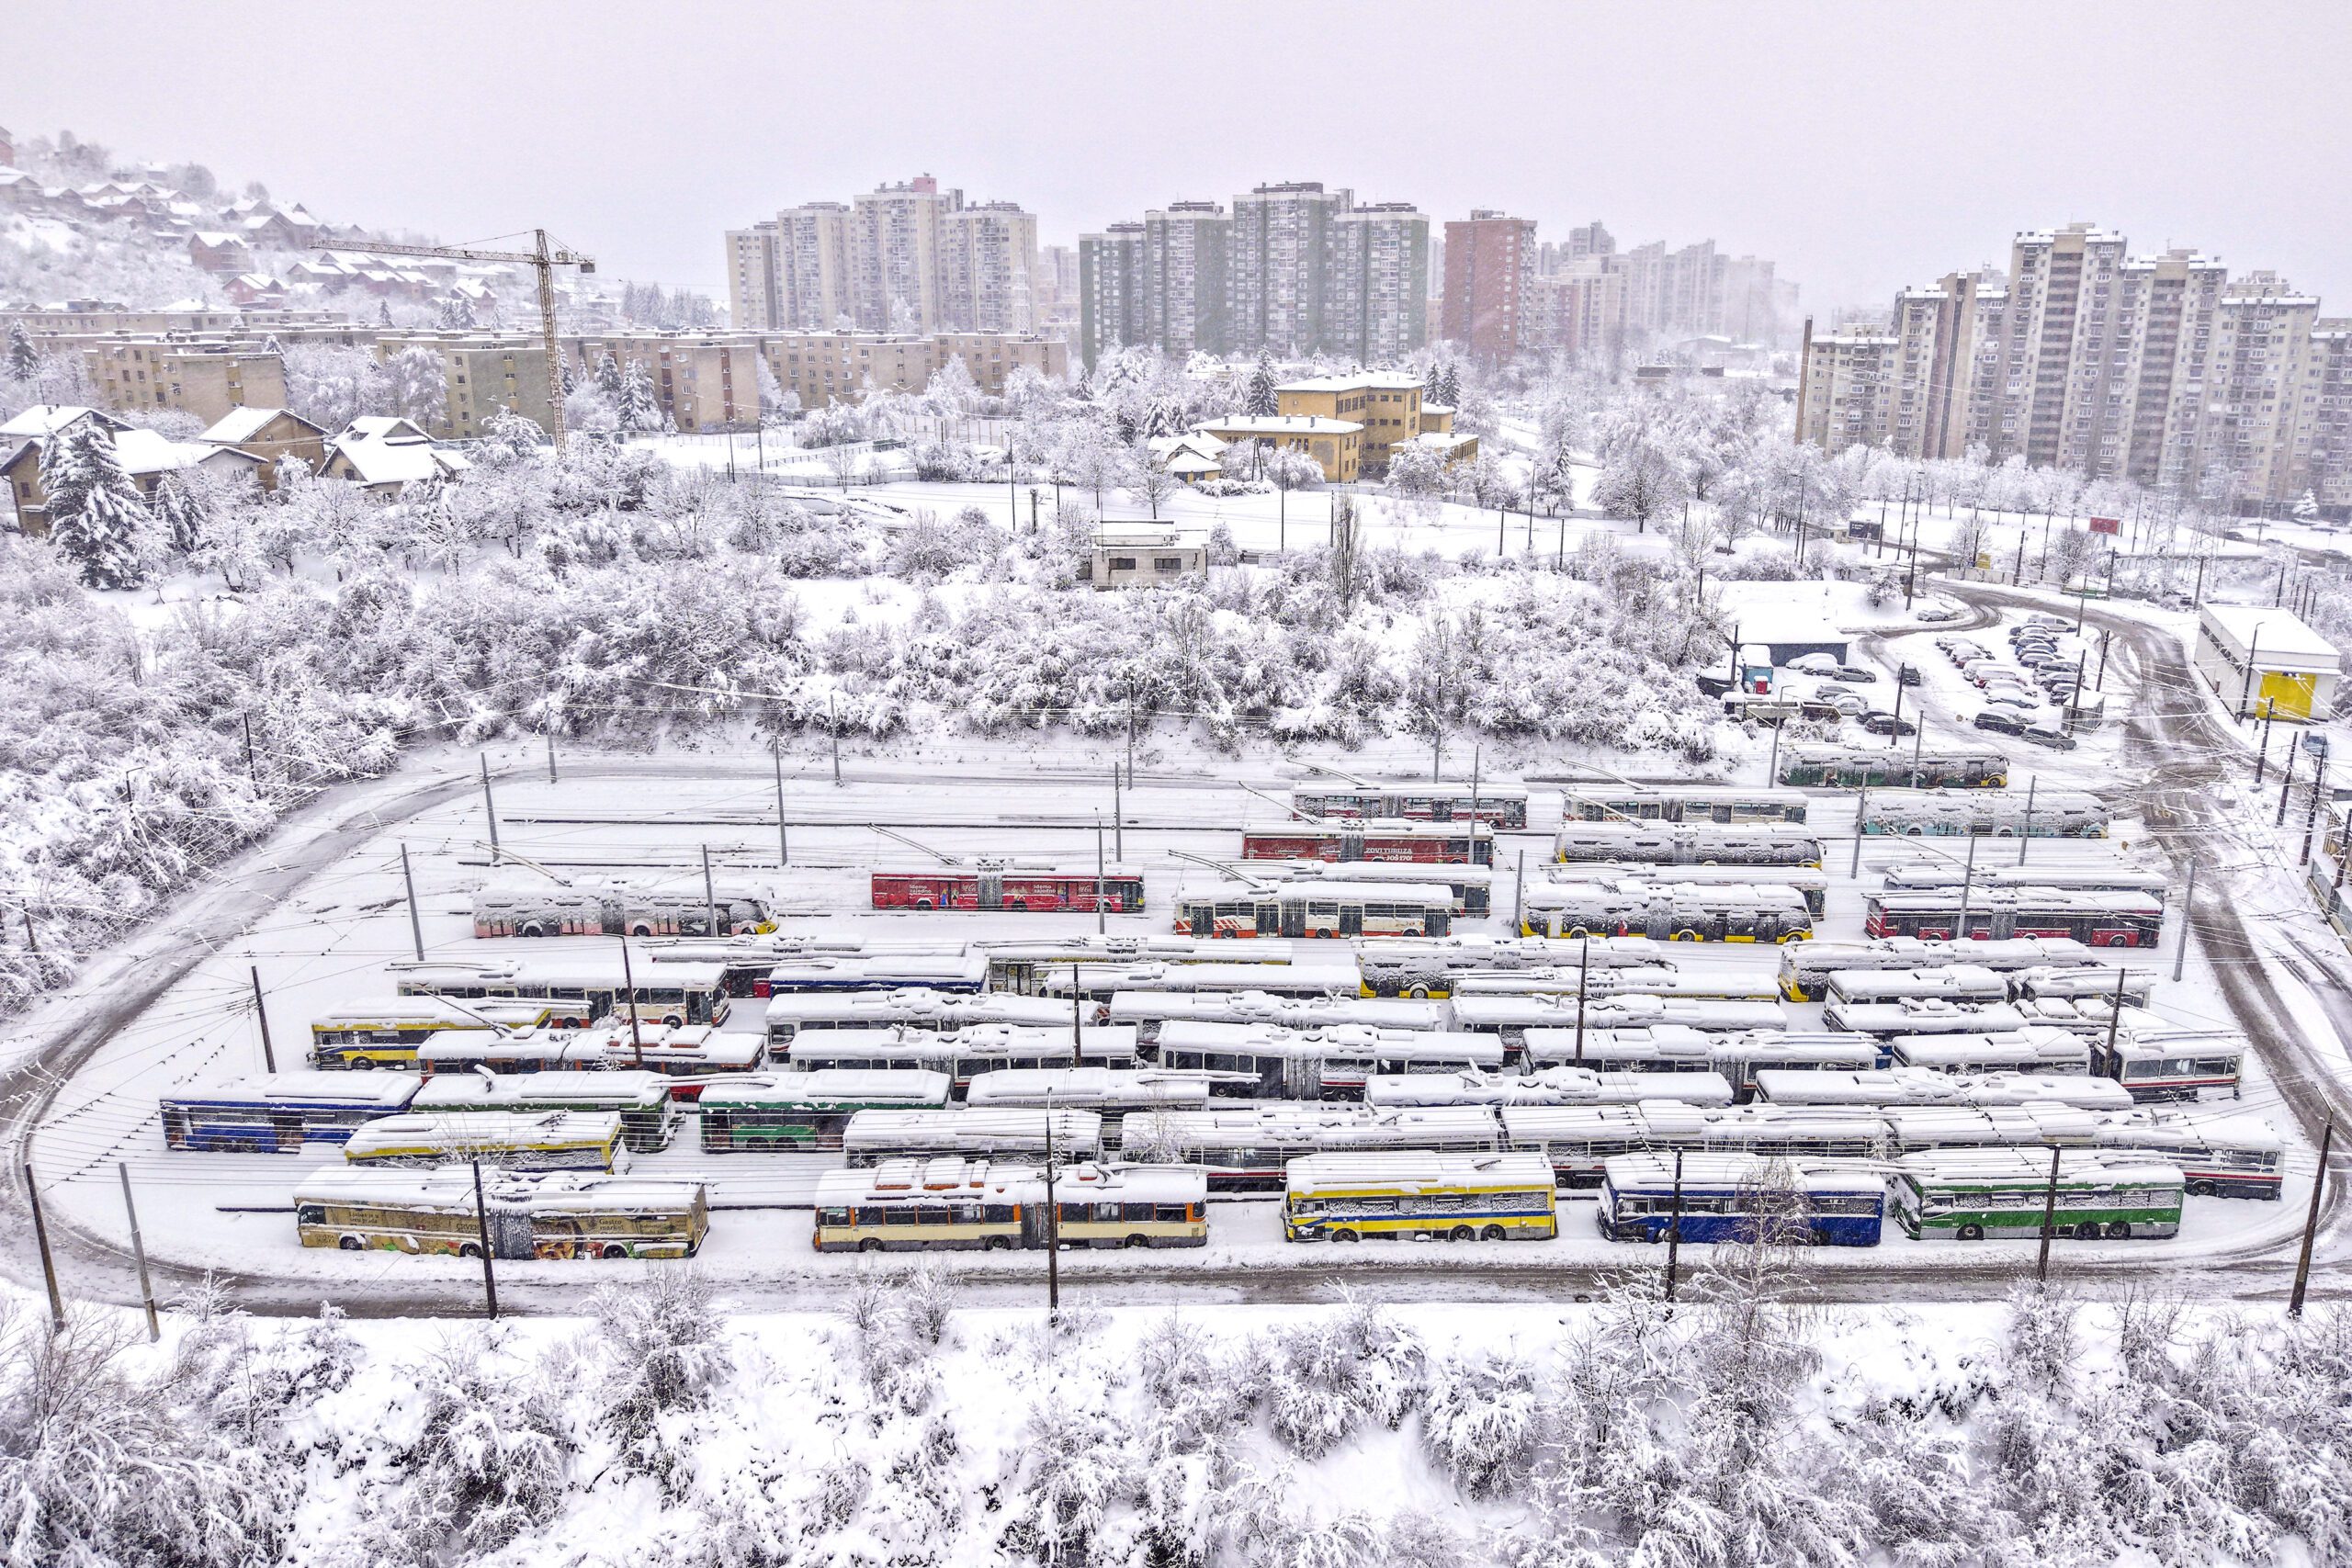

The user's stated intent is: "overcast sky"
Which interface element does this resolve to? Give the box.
[18,0,2352,317]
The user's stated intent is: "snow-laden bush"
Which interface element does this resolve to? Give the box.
[594,1269,734,1495]
[1253,1295,1426,1459]
[1420,1348,1543,1498]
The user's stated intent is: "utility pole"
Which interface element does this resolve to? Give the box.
[1573,936,1589,1064]
[1850,784,1870,877]
[2018,777,2037,866]
[401,843,425,963]
[481,754,501,864]
[250,964,277,1074]
[546,733,558,784]
[2278,742,2298,825]
[1955,835,1979,940]
[242,713,258,788]
[26,1166,63,1332]
[470,1159,499,1319]
[830,696,842,786]
[1767,718,1783,784]
[2035,1144,2064,1284]
[1663,1149,1685,1305]
[1095,818,1107,936]
[2289,1121,2333,1317]
[1513,848,1526,935]
[1113,766,1123,863]
[2255,701,2277,784]
[774,750,789,869]
[616,934,646,1066]
[702,844,718,937]
[1469,745,1482,829]
[2302,755,2329,864]
[2173,862,2198,983]
[2099,966,2128,1082]
[1069,965,1084,1066]
[118,1164,157,1342]
[1044,1102,1061,1319]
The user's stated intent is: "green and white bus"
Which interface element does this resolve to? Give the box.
[697,1069,953,1152]
[1890,1147,2185,1240]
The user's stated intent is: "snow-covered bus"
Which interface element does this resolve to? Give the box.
[775,1023,1141,1089]
[1149,1019,1504,1099]
[1039,959,1364,1002]
[841,1108,1104,1166]
[1283,1152,1559,1243]
[408,1069,681,1151]
[696,1070,953,1151]
[1450,965,1778,1002]
[1552,822,1826,869]
[1106,990,1448,1046]
[1824,966,2012,1007]
[871,865,1145,914]
[814,1160,1208,1253]
[1453,993,1783,1051]
[1827,998,2030,1038]
[340,1111,628,1173]
[2091,1029,2245,1102]
[391,957,735,1027]
[1559,784,1809,825]
[1117,1104,1505,1190]
[1858,790,2108,839]
[1875,864,2170,899]
[761,988,1067,1047]
[408,1025,764,1089]
[1780,745,2007,789]
[756,952,989,997]
[470,882,777,939]
[1776,936,2096,1001]
[1699,1032,1892,1100]
[2011,964,2157,1004]
[964,1067,1214,1127]
[1861,889,2164,947]
[309,997,569,1069]
[1288,783,1530,829]
[161,1073,420,1153]
[1268,858,1496,917]
[1241,818,1496,866]
[1596,1155,1885,1247]
[1752,1069,2132,1111]
[978,935,1296,995]
[1173,880,1456,940]
[1355,935,1664,998]
[1363,1066,1736,1109]
[1545,863,1832,916]
[1888,1028,2092,1076]
[1521,882,1815,943]
[1889,1149,2184,1240]
[296,1168,707,1259]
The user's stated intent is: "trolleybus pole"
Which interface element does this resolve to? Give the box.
[2173,862,2197,984]
[481,753,501,864]
[250,965,277,1075]
[2290,1121,2334,1318]
[470,1159,499,1319]
[2034,1144,2063,1285]
[118,1163,158,1342]
[1663,1149,1684,1307]
[26,1166,63,1332]
[401,843,426,962]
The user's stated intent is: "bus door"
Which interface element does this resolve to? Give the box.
[978,868,1004,910]
[1340,903,1365,937]
[1018,1202,1050,1248]
[1338,827,1365,863]
[1425,908,1452,936]
[273,1111,306,1153]
[489,1205,537,1260]
[1281,900,1307,938]
[1255,900,1279,935]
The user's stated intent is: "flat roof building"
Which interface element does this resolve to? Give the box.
[2195,604,2339,721]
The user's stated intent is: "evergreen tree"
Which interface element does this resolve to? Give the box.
[617,358,666,433]
[594,351,626,402]
[260,333,286,358]
[40,423,152,588]
[375,299,394,328]
[153,470,206,555]
[1437,364,1461,407]
[1244,350,1279,418]
[1423,360,1442,400]
[558,347,576,395]
[6,321,38,383]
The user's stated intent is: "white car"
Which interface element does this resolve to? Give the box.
[1809,686,1868,716]
[1787,652,1839,675]
[1983,688,2040,710]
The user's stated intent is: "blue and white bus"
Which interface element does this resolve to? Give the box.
[161,1073,420,1153]
[1596,1154,1885,1246]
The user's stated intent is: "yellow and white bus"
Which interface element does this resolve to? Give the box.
[813,1157,1208,1252]
[295,1168,707,1258]
[310,998,565,1069]
[1282,1151,1559,1243]
[340,1111,628,1172]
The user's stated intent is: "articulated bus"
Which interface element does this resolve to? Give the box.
[1039,960,1364,1003]
[1560,784,1809,825]
[470,883,777,939]
[978,936,1297,996]
[1777,936,2097,1001]
[296,1168,707,1258]
[391,958,734,1027]
[1824,966,2012,1007]
[1288,783,1530,829]
[1596,1155,1886,1246]
[1859,790,2109,839]
[1754,1069,2132,1112]
[1356,935,1665,998]
[408,1070,681,1151]
[162,1073,420,1152]
[1451,965,1778,1002]
[340,1111,628,1172]
[1271,859,1495,917]
[841,1108,1104,1166]
[776,1023,1142,1090]
[871,866,1145,913]
[1150,1020,1504,1099]
[1283,1152,1559,1243]
[814,1159,1208,1253]
[1861,889,2164,948]
[762,989,1067,1047]
[1118,1104,1505,1190]
[1105,991,1448,1046]
[1552,823,1826,869]
[1241,818,1496,867]
[1780,745,2007,789]
[697,1070,953,1151]
[1453,994,1784,1052]
[756,952,989,997]
[1174,881,1455,940]
[1521,883,1815,944]
[1890,1148,2185,1240]
[1547,863,1831,917]
[1826,998,2029,1038]
[1363,1066,1736,1109]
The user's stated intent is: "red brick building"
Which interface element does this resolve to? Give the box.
[1441,210,1536,365]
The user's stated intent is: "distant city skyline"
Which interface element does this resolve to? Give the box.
[14,0,2351,319]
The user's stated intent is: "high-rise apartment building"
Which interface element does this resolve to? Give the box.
[727,177,1035,339]
[1329,202,1430,364]
[1229,181,1350,355]
[723,223,780,331]
[775,203,853,331]
[942,201,1041,333]
[1144,202,1231,358]
[1077,222,1148,368]
[1442,209,1536,364]
[850,175,960,331]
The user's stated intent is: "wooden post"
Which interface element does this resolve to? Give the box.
[2018,777,2037,866]
[703,844,718,937]
[1663,1149,1685,1304]
[774,750,789,868]
[119,1163,158,1342]
[480,753,501,863]
[470,1159,499,1319]
[617,934,645,1066]
[2173,862,2197,983]
[2290,1121,2333,1317]
[1573,936,1589,1064]
[1850,784,1869,876]
[250,965,277,1074]
[1044,1102,1060,1317]
[401,844,425,963]
[26,1166,63,1331]
[1070,964,1084,1066]
[546,732,557,784]
[2035,1144,2063,1284]
[1512,848,1526,935]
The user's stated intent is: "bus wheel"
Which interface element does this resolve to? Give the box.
[1409,986,1430,999]
[630,923,654,938]
[982,1235,1012,1251]
[1481,1225,1507,1241]
[663,1014,684,1028]
[1957,1224,1984,1241]
[1332,1228,1360,1244]
[601,1244,630,1259]
[520,921,547,938]
[1675,929,1702,942]
[2104,1222,2132,1239]
[1450,1225,1475,1242]
[338,1235,363,1251]
[2188,1179,2216,1197]
[1314,928,1333,940]
[913,899,934,910]
[1123,1235,1150,1249]
[350,1057,376,1070]
[458,1243,483,1258]
[859,1238,884,1253]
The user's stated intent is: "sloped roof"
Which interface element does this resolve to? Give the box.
[0,404,128,439]
[201,406,322,446]
[325,416,472,486]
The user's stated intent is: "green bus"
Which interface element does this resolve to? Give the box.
[1891,1147,2184,1240]
[697,1069,952,1152]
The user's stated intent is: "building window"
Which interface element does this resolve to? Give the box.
[1155,557,1183,572]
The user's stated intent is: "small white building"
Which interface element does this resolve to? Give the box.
[2196,604,2339,721]
[1083,522,1206,590]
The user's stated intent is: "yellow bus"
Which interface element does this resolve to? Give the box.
[1282,1151,1559,1243]
[294,1168,707,1258]
[340,1111,627,1172]
[813,1157,1208,1253]
[310,998,564,1069]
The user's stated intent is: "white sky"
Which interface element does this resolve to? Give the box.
[17,0,2352,317]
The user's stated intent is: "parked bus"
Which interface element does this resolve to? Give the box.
[470,882,777,939]
[409,1025,763,1088]
[1753,1069,2132,1111]
[1560,784,1809,825]
[697,1070,953,1151]
[1363,1066,1736,1109]
[1876,864,2169,899]
[776,1023,1141,1090]
[161,1073,419,1153]
[2092,1030,2245,1102]
[1889,1028,2092,1076]
[341,1111,628,1172]
[391,957,733,1027]
[762,989,1066,1047]
[1826,998,2029,1038]
[1174,880,1455,940]
[1890,1148,2185,1240]
[644,934,878,998]
[1521,882,1815,943]
[2086,1108,2282,1199]
[295,1168,707,1258]
[567,1022,765,1095]
[1118,1104,1504,1190]
[1039,960,1364,1002]
[978,935,1296,995]
[1283,1152,1560,1243]
[965,1067,1213,1127]
[2012,965,2157,1004]
[1518,1023,1716,1073]
[1861,889,2164,948]
[1271,858,1495,917]
[1777,936,2096,1001]
[1781,745,2007,789]
[1243,818,1496,867]
[1106,991,1448,1046]
[1699,1032,1892,1100]
[814,1159,1209,1252]
[1825,966,2011,1007]
[1150,1020,1503,1098]
[1545,863,1831,917]
[871,866,1145,914]
[408,1070,681,1151]
[1451,965,1778,1002]
[1288,783,1529,829]
[1356,935,1665,998]
[1596,1155,1885,1246]
[1453,994,1783,1051]
[1553,822,1826,869]
[310,998,567,1069]
[841,1108,1104,1166]
[757,952,989,997]
[1859,790,2108,839]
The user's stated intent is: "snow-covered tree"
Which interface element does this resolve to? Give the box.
[1244,350,1280,418]
[5,321,36,382]
[923,353,980,425]
[152,468,205,556]
[384,344,447,429]
[617,358,668,433]
[40,421,153,588]
[754,354,798,426]
[1128,437,1176,520]
[435,294,476,331]
[1594,433,1690,533]
[594,350,626,403]
[1386,442,1446,497]
[1436,364,1460,407]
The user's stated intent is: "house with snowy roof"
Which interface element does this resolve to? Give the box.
[200,407,329,474]
[2,419,266,536]
[224,272,289,308]
[188,231,254,273]
[1147,431,1227,486]
[320,415,470,497]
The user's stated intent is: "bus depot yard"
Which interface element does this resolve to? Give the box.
[15,595,2346,1309]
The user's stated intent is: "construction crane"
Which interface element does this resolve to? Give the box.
[353,229,594,445]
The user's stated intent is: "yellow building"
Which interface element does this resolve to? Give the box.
[1194,413,1362,483]
[1273,370,1424,472]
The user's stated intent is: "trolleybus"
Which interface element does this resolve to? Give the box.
[340,1111,628,1172]
[295,1168,707,1258]
[871,865,1145,913]
[1271,859,1496,917]
[757,952,989,996]
[1888,1028,2091,1075]
[1861,889,2163,947]
[1521,882,1815,943]
[775,1023,1141,1089]
[697,1070,953,1151]
[161,1073,420,1152]
[1780,745,2007,789]
[1039,959,1364,1002]
[1859,791,2108,839]
[1117,1104,1505,1189]
[1241,818,1495,866]
[1560,784,1808,825]
[1107,991,1448,1045]
[1553,822,1826,868]
[1288,783,1529,829]
[1363,1066,1736,1109]
[408,1070,681,1150]
[978,935,1296,995]
[1596,1154,1885,1246]
[1454,993,1784,1051]
[1150,1019,1504,1098]
[1356,935,1664,998]
[1283,1152,1559,1243]
[813,1159,1208,1252]
[1174,880,1455,940]
[391,957,734,1027]
[841,1108,1104,1166]
[1777,936,2096,1000]
[1890,1148,2184,1239]
[471,883,777,939]
[762,989,1066,1046]
[2091,1031,2245,1101]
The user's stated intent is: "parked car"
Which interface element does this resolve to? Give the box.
[1860,711,1919,737]
[1896,664,1922,687]
[1831,665,1880,683]
[1973,710,2028,736]
[1811,687,1867,716]
[1984,688,2040,710]
[1696,673,1736,698]
[1787,652,1839,675]
[1916,604,1964,623]
[2020,725,2079,751]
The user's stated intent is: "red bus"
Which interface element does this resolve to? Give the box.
[873,867,1145,913]
[1240,819,1494,866]
[1862,889,2163,948]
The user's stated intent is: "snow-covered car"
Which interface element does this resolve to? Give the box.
[1915,604,1964,623]
[1809,687,1867,716]
[2020,725,2078,750]
[1983,688,2040,710]
[1831,665,1879,683]
[1973,710,2028,736]
[1860,711,1918,737]
[1787,653,1839,675]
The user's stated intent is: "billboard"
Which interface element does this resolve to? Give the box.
[2088,516,2120,536]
